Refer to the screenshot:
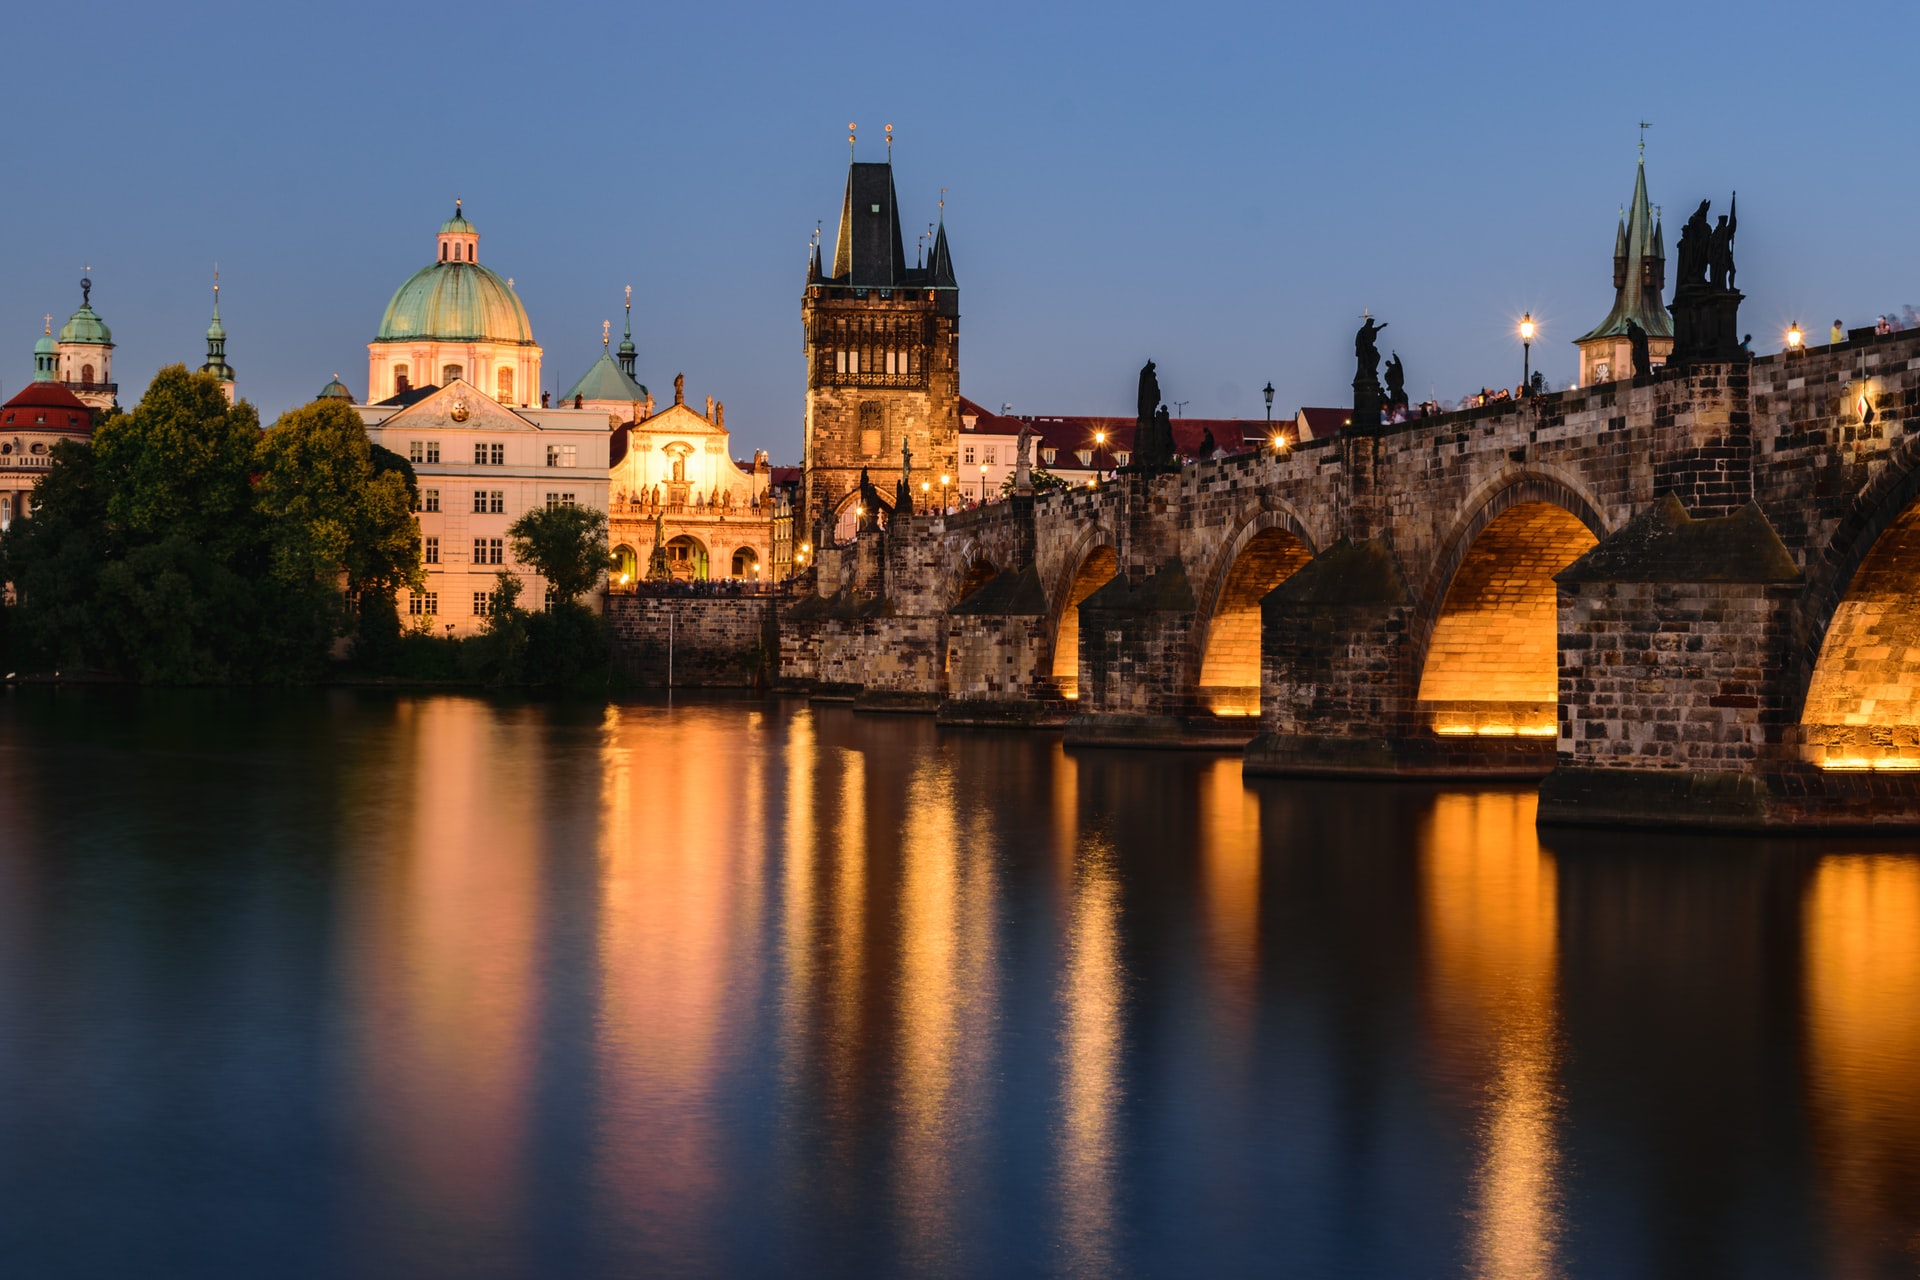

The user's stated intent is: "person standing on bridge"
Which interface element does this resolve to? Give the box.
[1832,320,1846,344]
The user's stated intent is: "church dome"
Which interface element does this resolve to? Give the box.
[59,296,112,346]
[373,208,535,346]
[375,261,535,345]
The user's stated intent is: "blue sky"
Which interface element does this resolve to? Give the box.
[2,0,1913,458]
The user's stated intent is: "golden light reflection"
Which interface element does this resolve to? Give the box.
[1804,855,1920,1270]
[893,754,998,1267]
[341,697,541,1249]
[1057,834,1123,1278]
[1199,758,1260,1038]
[1420,791,1564,1280]
[592,701,769,1236]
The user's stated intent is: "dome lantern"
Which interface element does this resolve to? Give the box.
[437,198,479,265]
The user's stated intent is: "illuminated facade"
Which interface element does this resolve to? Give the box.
[367,204,543,409]
[607,377,775,583]
[54,277,116,411]
[1,324,94,531]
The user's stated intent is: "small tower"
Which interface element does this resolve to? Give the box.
[1574,144,1673,385]
[57,276,116,411]
[617,285,639,378]
[32,316,58,383]
[200,270,236,403]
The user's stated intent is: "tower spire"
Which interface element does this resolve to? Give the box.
[201,266,235,401]
[617,285,638,375]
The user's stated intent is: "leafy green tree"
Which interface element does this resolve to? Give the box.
[90,365,261,562]
[254,398,421,597]
[507,503,612,604]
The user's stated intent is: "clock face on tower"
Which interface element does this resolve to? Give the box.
[450,400,470,422]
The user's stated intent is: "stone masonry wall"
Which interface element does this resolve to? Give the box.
[607,596,776,687]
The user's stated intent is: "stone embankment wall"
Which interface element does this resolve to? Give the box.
[606,596,776,687]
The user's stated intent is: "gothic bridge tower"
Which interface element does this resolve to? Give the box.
[802,141,958,539]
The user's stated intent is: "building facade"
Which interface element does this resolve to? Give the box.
[54,278,115,411]
[801,154,959,542]
[1,325,94,530]
[1574,147,1674,386]
[350,206,606,635]
[608,376,775,583]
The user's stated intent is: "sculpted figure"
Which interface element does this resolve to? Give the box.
[1355,317,1387,379]
[1626,318,1652,378]
[1708,194,1737,290]
[1137,361,1162,425]
[1675,199,1712,286]
[1384,352,1407,409]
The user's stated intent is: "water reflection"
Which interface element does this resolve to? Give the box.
[4,692,1920,1277]
[1804,854,1920,1274]
[1421,791,1564,1280]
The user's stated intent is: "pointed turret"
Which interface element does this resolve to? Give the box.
[200,271,236,402]
[831,161,908,287]
[33,317,57,383]
[1575,147,1674,385]
[617,286,638,377]
[928,219,956,288]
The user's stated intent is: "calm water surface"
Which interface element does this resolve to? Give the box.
[3,691,1920,1278]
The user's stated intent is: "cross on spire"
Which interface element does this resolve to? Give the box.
[1638,120,1652,157]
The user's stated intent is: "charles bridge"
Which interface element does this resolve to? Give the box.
[610,325,1920,830]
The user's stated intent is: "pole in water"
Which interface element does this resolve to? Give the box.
[668,606,675,690]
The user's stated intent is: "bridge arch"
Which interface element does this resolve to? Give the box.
[1044,528,1118,700]
[1796,436,1920,767]
[948,539,1000,607]
[1190,503,1318,716]
[1412,470,1608,737]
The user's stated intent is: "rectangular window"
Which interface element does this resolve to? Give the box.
[963,446,976,466]
[472,538,502,566]
[561,445,576,467]
[984,447,997,466]
[546,493,578,509]
[423,488,440,513]
[545,445,558,467]
[1042,448,1056,465]
[836,350,846,375]
[409,594,424,615]
[544,587,558,611]
[490,490,504,514]
[424,592,437,615]
[1116,451,1132,467]
[408,440,424,463]
[473,490,488,513]
[424,536,440,565]
[491,443,504,465]
[426,440,440,464]
[473,592,492,617]
[474,442,487,465]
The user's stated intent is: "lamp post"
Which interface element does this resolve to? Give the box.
[1519,313,1536,395]
[940,473,951,513]
[1094,428,1107,479]
[1787,322,1804,352]
[979,462,988,504]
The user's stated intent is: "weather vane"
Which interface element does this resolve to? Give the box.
[1638,120,1652,156]
[848,122,856,160]
[603,319,611,349]
[885,123,893,160]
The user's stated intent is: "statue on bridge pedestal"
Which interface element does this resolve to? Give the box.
[1353,316,1387,429]
[1127,360,1178,472]
[1669,193,1745,366]
[1384,352,1408,417]
[1626,318,1652,379]
[1014,419,1034,494]
[895,439,915,516]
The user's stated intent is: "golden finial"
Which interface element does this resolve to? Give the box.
[848,122,856,159]
[603,319,611,349]
[44,313,52,335]
[885,123,893,160]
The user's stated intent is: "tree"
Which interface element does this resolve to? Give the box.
[507,503,612,604]
[254,398,421,597]
[90,365,260,563]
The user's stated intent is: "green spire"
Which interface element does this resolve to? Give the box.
[200,269,235,387]
[617,285,638,376]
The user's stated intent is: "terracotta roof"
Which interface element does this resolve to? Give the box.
[1,380,92,432]
[1015,414,1276,464]
[1295,407,1350,439]
[769,466,802,488]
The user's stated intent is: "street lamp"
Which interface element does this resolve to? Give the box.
[1093,428,1108,478]
[1519,313,1536,394]
[1263,381,1275,429]
[940,474,951,513]
[1787,322,1804,351]
[979,462,989,503]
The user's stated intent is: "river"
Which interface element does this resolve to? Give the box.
[1,690,1917,1277]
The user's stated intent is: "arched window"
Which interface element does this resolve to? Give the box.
[81,363,94,384]
[613,545,638,582]
[443,364,463,385]
[731,547,760,579]
[497,368,513,403]
[441,244,448,262]
[394,364,411,394]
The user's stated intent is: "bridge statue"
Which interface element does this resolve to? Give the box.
[1670,194,1744,365]
[1014,419,1034,494]
[1384,352,1408,415]
[1626,318,1652,379]
[1130,360,1177,472]
[1353,317,1388,429]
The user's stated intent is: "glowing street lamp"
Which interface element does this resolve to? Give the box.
[979,462,989,503]
[1787,322,1804,350]
[940,473,951,513]
[1519,313,1536,394]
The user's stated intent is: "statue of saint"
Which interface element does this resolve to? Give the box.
[1384,352,1407,409]
[1355,318,1387,379]
[1136,361,1162,425]
[1708,194,1737,291]
[1626,318,1652,378]
[1675,200,1712,286]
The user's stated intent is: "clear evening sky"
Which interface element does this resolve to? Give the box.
[2,0,1912,457]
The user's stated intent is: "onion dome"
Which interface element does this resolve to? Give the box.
[59,278,112,346]
[374,203,534,345]
[317,375,354,402]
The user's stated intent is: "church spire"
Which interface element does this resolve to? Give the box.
[201,268,236,402]
[617,285,638,376]
[1576,144,1672,347]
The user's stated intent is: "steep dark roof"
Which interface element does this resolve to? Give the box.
[928,221,956,287]
[1577,154,1673,344]
[832,162,908,287]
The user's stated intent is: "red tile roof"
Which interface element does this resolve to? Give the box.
[1,381,92,432]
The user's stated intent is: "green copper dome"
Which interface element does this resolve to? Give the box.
[59,303,112,346]
[32,329,57,383]
[317,375,353,402]
[375,261,535,344]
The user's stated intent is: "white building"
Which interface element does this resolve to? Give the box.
[345,205,608,635]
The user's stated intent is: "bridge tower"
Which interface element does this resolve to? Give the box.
[802,143,959,542]
[1573,145,1673,386]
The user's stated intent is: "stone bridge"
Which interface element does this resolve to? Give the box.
[777,329,1920,829]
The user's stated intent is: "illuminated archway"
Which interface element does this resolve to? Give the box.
[612,544,637,585]
[1801,500,1920,769]
[665,534,708,580]
[1050,546,1117,699]
[1195,528,1314,715]
[1417,502,1597,737]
